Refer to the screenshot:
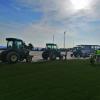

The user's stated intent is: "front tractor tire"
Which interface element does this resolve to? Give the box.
[6,52,19,63]
[42,52,49,60]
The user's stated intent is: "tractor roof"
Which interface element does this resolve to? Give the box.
[46,43,57,46]
[6,38,23,42]
[77,45,100,47]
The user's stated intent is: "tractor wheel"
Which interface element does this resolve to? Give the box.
[26,56,32,62]
[6,52,19,63]
[42,52,48,60]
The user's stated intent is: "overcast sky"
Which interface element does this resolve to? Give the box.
[0,0,100,48]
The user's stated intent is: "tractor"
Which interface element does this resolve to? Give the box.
[0,38,33,63]
[42,43,63,60]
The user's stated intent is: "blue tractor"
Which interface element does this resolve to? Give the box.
[0,38,33,63]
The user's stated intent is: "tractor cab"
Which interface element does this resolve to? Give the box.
[6,38,24,50]
[46,43,58,50]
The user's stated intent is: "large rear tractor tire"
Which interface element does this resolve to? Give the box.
[6,52,19,63]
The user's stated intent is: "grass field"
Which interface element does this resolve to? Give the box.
[0,60,100,100]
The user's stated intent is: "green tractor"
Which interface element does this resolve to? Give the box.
[0,38,33,63]
[42,43,63,60]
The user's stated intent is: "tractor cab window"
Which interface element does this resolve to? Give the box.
[7,41,13,48]
[47,45,52,49]
[46,44,57,50]
[15,41,23,49]
[53,45,57,49]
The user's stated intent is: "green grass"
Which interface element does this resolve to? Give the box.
[0,60,100,100]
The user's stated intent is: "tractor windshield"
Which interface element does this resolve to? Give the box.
[15,41,23,49]
[46,44,57,50]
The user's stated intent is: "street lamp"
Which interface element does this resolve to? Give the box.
[53,34,54,44]
[64,32,66,49]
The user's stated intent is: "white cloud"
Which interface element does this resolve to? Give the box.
[1,0,100,47]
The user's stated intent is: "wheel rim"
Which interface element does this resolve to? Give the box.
[11,55,17,62]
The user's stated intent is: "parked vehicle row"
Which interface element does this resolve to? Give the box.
[1,38,100,64]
